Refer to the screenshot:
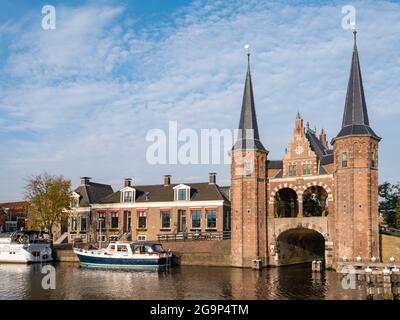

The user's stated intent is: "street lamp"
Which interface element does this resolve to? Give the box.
[99,217,104,249]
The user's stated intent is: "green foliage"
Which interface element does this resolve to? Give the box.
[379,182,400,228]
[25,173,72,237]
[303,193,323,216]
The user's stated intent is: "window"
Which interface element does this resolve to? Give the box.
[289,165,296,177]
[137,211,147,229]
[97,235,106,242]
[80,217,87,232]
[97,212,106,229]
[206,210,217,229]
[342,152,348,168]
[70,217,78,232]
[110,212,119,229]
[191,210,201,229]
[302,164,311,175]
[125,210,132,232]
[137,235,146,241]
[177,189,188,201]
[161,211,170,229]
[371,151,376,168]
[117,245,128,252]
[123,191,134,203]
[71,197,79,208]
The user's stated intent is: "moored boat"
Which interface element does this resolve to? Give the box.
[0,230,53,264]
[73,241,172,269]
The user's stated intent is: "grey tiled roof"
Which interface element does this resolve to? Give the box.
[75,182,114,207]
[97,183,229,204]
[267,160,283,169]
[306,129,334,165]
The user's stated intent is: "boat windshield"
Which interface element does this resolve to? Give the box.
[10,231,49,244]
[129,243,165,254]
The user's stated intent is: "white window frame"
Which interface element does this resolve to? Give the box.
[173,184,191,201]
[120,187,136,203]
[71,192,80,208]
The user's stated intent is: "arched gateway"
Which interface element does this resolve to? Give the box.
[230,32,381,269]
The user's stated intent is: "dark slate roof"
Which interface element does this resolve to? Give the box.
[305,129,334,165]
[75,182,114,207]
[336,31,380,140]
[273,170,283,178]
[233,55,266,152]
[218,186,231,201]
[97,183,229,204]
[267,160,283,169]
[319,166,328,175]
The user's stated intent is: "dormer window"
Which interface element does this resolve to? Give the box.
[120,187,136,203]
[123,191,133,203]
[173,184,191,201]
[71,192,80,209]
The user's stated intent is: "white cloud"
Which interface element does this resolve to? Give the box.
[0,0,400,201]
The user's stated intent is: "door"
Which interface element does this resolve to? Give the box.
[178,210,186,233]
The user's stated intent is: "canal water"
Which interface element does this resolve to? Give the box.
[0,263,367,300]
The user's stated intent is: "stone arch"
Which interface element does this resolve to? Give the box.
[300,181,333,201]
[273,187,299,218]
[269,183,301,204]
[274,226,329,266]
[302,185,329,217]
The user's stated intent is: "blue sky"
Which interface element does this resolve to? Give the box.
[0,0,399,201]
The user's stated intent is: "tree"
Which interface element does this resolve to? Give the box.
[25,173,72,240]
[378,182,399,227]
[394,198,400,229]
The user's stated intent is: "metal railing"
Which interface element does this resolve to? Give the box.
[380,226,400,237]
[157,231,231,242]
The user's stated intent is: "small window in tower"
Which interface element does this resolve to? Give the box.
[288,165,296,177]
[371,151,376,168]
[341,152,348,168]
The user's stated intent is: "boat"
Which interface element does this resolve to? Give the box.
[73,241,173,269]
[0,230,53,264]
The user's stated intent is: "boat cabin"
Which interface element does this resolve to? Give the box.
[106,242,166,255]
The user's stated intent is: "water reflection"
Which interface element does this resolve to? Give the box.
[0,263,367,300]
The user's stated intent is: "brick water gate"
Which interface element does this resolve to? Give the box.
[230,32,381,269]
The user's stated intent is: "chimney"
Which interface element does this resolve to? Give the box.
[124,178,132,188]
[80,177,91,186]
[320,129,328,149]
[163,175,171,186]
[209,173,217,185]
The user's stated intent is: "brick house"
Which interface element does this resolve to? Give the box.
[0,201,28,233]
[231,31,381,268]
[68,174,230,243]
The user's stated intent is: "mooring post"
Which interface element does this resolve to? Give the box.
[392,266,399,300]
[382,267,393,300]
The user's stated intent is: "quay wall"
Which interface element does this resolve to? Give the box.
[53,241,232,266]
[161,240,231,267]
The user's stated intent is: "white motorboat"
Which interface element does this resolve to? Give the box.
[0,230,53,264]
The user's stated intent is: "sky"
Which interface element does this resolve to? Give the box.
[0,0,399,201]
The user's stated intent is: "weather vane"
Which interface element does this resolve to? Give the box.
[244,44,250,56]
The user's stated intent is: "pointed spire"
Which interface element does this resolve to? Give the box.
[336,30,380,140]
[233,46,266,151]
